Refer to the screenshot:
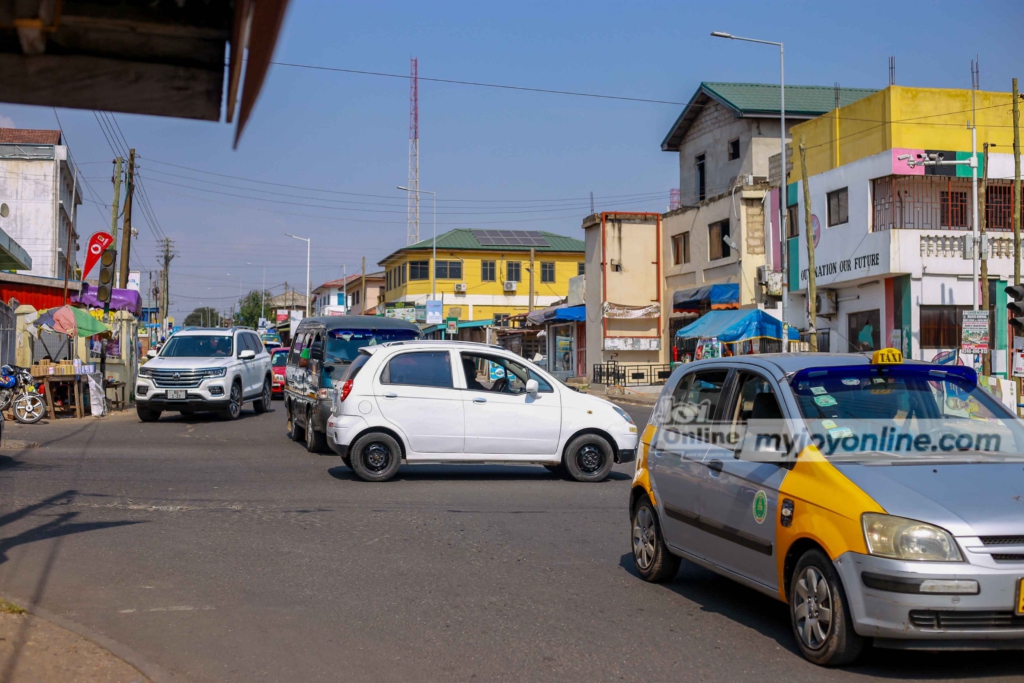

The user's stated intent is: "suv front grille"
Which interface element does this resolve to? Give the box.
[980,536,1024,546]
[910,610,1024,630]
[150,370,205,388]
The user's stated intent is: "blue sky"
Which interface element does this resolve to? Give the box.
[1,0,1020,318]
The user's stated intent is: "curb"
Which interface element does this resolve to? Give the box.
[0,591,182,683]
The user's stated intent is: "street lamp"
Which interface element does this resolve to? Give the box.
[713,30,788,351]
[285,233,311,317]
[398,186,437,301]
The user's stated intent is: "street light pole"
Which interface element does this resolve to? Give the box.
[713,31,787,351]
[285,233,311,317]
[247,262,266,325]
[399,186,437,301]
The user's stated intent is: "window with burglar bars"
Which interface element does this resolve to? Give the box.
[872,175,1022,232]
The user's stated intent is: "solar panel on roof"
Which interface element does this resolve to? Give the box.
[472,229,549,247]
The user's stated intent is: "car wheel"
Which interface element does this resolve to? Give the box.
[631,495,680,582]
[305,408,326,453]
[288,403,305,442]
[350,432,401,482]
[254,378,272,414]
[790,549,864,666]
[564,434,614,482]
[341,454,353,469]
[137,406,162,422]
[220,381,242,420]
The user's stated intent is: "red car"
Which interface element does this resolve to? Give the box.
[271,346,289,399]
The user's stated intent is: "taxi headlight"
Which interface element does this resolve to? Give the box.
[862,513,963,562]
[612,405,635,425]
[274,373,285,382]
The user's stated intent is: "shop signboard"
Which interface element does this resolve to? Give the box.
[426,300,443,325]
[385,302,417,322]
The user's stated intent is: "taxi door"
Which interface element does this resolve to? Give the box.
[648,367,729,555]
[697,371,789,592]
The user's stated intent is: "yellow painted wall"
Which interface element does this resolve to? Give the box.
[380,249,584,320]
[791,85,1018,181]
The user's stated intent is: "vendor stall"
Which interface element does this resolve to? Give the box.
[675,308,798,360]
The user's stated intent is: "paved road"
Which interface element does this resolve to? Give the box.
[0,404,1019,682]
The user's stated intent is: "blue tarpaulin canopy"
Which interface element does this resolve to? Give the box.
[675,309,798,342]
[526,304,585,326]
[672,283,739,313]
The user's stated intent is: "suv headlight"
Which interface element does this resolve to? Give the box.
[612,405,635,425]
[199,368,227,378]
[138,366,153,377]
[862,513,963,562]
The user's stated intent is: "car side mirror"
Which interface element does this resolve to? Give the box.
[239,349,256,360]
[146,349,158,358]
[526,378,539,397]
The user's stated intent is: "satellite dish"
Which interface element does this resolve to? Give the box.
[0,203,9,218]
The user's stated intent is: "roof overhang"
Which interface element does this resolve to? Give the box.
[0,225,31,270]
[0,0,290,146]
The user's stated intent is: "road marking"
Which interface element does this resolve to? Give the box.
[118,606,214,614]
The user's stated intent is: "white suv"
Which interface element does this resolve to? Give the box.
[325,340,638,482]
[136,327,273,422]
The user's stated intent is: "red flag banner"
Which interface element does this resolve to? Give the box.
[82,232,114,280]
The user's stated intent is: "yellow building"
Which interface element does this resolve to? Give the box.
[379,229,585,322]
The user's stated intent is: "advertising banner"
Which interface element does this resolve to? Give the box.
[126,270,141,291]
[82,231,114,280]
[426,300,443,325]
[276,309,289,324]
[961,310,989,353]
[385,302,417,322]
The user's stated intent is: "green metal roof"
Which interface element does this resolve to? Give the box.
[379,229,584,265]
[662,82,877,151]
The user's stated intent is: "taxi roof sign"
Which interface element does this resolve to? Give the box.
[871,348,903,365]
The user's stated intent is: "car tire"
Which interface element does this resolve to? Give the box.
[350,432,401,482]
[137,406,161,422]
[563,434,615,482]
[305,408,326,453]
[631,495,680,582]
[789,549,865,666]
[220,381,243,421]
[340,454,353,469]
[288,402,305,442]
[253,378,272,414]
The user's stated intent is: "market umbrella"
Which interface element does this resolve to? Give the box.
[46,305,110,338]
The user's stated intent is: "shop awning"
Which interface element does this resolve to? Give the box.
[676,309,798,342]
[672,284,739,313]
[73,283,142,316]
[526,304,585,326]
[421,318,495,334]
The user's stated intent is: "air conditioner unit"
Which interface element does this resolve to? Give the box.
[755,265,768,284]
[503,281,517,292]
[454,283,468,293]
[815,289,838,316]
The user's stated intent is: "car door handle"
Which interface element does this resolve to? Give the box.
[383,392,398,399]
[707,459,724,476]
[473,397,487,403]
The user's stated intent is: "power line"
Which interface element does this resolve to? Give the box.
[269,60,692,107]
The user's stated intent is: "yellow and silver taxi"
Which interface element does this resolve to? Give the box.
[630,349,1024,665]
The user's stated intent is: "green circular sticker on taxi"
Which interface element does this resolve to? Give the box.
[753,490,768,524]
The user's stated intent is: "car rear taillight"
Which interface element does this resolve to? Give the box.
[340,379,353,402]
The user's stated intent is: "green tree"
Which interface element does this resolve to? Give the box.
[184,306,220,327]
[236,289,273,329]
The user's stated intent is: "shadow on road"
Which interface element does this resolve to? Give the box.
[148,407,277,424]
[0,490,143,568]
[328,464,631,482]
[618,552,1022,678]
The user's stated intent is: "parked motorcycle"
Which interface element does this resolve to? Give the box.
[0,365,47,424]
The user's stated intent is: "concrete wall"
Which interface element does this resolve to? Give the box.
[0,145,79,279]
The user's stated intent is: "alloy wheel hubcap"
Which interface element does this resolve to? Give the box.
[794,566,834,650]
[364,442,390,471]
[577,444,602,473]
[16,396,42,419]
[633,507,656,570]
[230,386,240,416]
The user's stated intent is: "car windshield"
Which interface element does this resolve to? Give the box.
[789,365,1024,462]
[324,328,419,364]
[271,350,289,366]
[160,335,233,358]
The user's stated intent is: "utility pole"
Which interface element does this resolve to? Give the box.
[528,247,535,313]
[342,264,347,314]
[118,149,135,288]
[799,137,818,352]
[62,167,78,304]
[982,142,992,375]
[101,158,122,383]
[1014,77,1021,288]
[156,238,176,337]
[360,256,367,316]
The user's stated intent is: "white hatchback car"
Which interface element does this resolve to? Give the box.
[326,340,638,482]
